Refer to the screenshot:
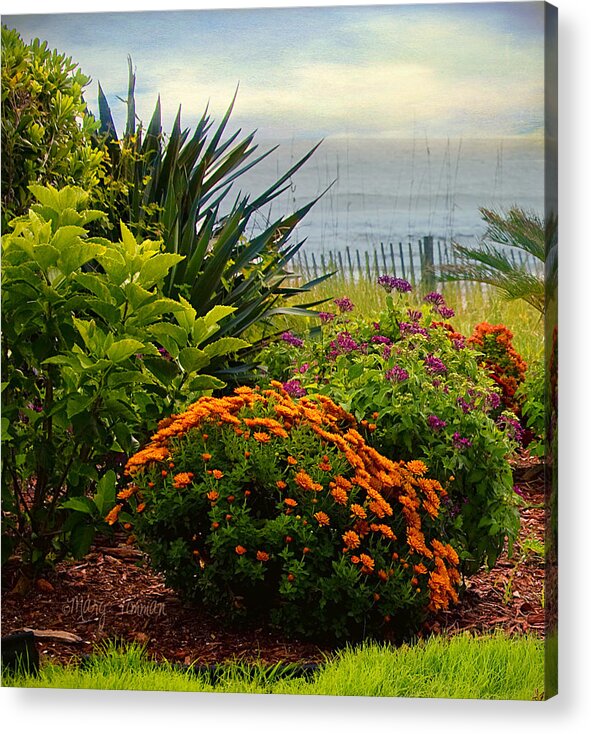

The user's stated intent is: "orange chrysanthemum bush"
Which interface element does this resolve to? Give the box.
[467,322,527,414]
[115,385,460,640]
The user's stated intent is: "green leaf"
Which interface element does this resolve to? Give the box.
[187,374,226,392]
[93,470,117,516]
[69,524,95,559]
[106,339,145,363]
[139,253,185,289]
[178,347,210,374]
[61,496,95,515]
[203,337,249,359]
[147,322,188,346]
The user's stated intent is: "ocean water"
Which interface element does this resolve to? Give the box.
[235,137,545,257]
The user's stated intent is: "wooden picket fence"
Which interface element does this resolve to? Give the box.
[294,236,541,291]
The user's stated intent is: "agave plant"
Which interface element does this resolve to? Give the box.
[92,59,332,374]
[438,207,557,314]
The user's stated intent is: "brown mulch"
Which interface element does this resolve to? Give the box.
[1,458,548,669]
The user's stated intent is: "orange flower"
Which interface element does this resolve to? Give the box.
[350,555,360,564]
[202,453,212,461]
[319,461,332,472]
[287,456,298,465]
[235,545,247,555]
[295,471,323,492]
[342,530,361,550]
[276,480,287,490]
[117,486,137,500]
[406,460,428,476]
[350,504,367,519]
[256,550,270,562]
[136,503,146,514]
[244,451,251,459]
[161,470,168,477]
[314,511,330,526]
[105,504,123,525]
[207,490,219,502]
[253,431,271,443]
[173,472,194,489]
[330,487,348,505]
[212,469,224,479]
[287,573,295,582]
[302,547,311,554]
[284,498,298,507]
[359,553,375,573]
[377,569,388,582]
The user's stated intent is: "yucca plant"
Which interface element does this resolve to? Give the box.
[438,207,557,314]
[92,59,331,375]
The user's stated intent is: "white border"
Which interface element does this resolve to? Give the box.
[1,1,589,733]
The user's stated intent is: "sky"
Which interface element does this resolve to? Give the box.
[3,2,547,140]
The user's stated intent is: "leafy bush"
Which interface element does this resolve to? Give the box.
[259,283,520,573]
[1,26,104,231]
[1,185,248,574]
[91,60,330,364]
[115,386,461,640]
[467,322,527,414]
[515,360,545,457]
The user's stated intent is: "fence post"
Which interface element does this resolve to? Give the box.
[421,235,435,292]
[373,249,380,279]
[356,249,362,278]
[389,242,397,277]
[346,246,354,281]
[311,252,318,279]
[408,241,416,285]
[365,250,371,280]
[380,242,388,273]
[399,242,406,280]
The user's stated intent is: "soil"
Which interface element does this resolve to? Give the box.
[1,457,548,669]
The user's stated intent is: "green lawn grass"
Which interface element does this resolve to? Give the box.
[4,632,545,700]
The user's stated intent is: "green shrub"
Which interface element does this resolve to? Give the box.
[116,386,461,640]
[1,185,248,574]
[515,359,545,457]
[259,282,520,573]
[1,26,104,231]
[91,60,330,363]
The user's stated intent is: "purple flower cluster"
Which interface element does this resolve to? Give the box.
[438,305,456,319]
[333,297,354,313]
[457,396,473,414]
[424,292,455,319]
[487,391,502,410]
[373,322,381,331]
[377,275,412,293]
[371,335,391,345]
[452,432,473,450]
[497,415,525,445]
[399,322,429,338]
[282,379,306,398]
[407,308,423,322]
[385,365,409,382]
[328,331,360,358]
[452,337,466,350]
[297,363,310,374]
[281,331,304,347]
[318,311,336,323]
[424,355,447,374]
[427,414,447,431]
[424,292,445,307]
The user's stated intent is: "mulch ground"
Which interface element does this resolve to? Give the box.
[1,457,548,669]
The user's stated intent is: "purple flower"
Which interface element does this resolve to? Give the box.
[157,347,172,361]
[513,484,526,498]
[427,414,447,431]
[377,275,412,293]
[452,432,472,450]
[452,337,466,350]
[373,322,381,331]
[497,415,525,444]
[382,345,392,360]
[298,363,310,374]
[371,335,391,345]
[328,331,360,358]
[282,379,306,398]
[487,391,502,410]
[385,365,409,382]
[399,322,429,338]
[457,396,473,414]
[318,311,336,323]
[437,305,456,319]
[424,355,447,374]
[407,308,423,322]
[281,331,304,347]
[424,292,446,307]
[333,297,354,313]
